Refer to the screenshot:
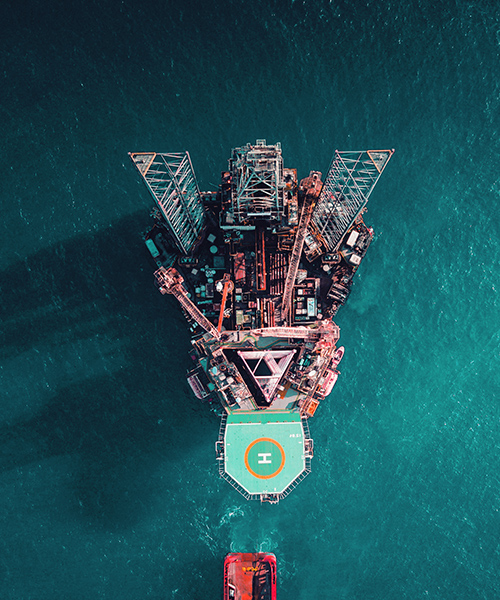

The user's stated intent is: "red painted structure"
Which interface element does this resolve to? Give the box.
[223,553,277,600]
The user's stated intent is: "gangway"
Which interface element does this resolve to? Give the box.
[281,171,322,323]
[155,267,220,339]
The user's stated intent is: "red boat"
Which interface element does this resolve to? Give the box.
[223,553,277,600]
[317,368,339,398]
[332,345,345,366]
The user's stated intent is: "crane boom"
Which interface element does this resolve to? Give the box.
[216,274,234,333]
[154,267,220,339]
[251,320,339,343]
[281,172,322,323]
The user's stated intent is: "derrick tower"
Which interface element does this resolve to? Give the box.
[305,149,394,259]
[222,140,285,227]
[129,151,206,254]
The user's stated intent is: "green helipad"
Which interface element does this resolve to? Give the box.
[223,411,308,496]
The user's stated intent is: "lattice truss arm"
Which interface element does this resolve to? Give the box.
[130,151,205,255]
[231,143,284,221]
[311,149,393,252]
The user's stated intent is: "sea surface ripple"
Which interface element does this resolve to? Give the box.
[0,0,499,598]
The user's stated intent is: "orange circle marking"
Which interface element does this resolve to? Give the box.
[244,437,286,479]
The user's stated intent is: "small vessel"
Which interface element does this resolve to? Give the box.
[332,345,345,366]
[224,553,277,600]
[317,368,339,398]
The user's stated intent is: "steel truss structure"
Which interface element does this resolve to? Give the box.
[228,140,285,224]
[309,149,394,254]
[129,151,205,254]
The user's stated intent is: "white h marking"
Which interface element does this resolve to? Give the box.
[258,453,272,464]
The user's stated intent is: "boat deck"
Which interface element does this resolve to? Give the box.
[224,553,277,600]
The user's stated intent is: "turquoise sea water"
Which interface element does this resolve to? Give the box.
[1,0,499,598]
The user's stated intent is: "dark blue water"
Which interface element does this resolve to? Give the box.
[1,0,499,597]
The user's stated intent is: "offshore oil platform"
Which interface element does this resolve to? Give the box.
[130,141,393,503]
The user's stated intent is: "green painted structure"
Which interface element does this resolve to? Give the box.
[218,411,313,501]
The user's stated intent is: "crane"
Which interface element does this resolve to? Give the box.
[154,267,220,339]
[216,273,234,333]
[280,171,323,324]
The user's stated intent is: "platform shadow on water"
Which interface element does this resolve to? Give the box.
[0,213,218,530]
